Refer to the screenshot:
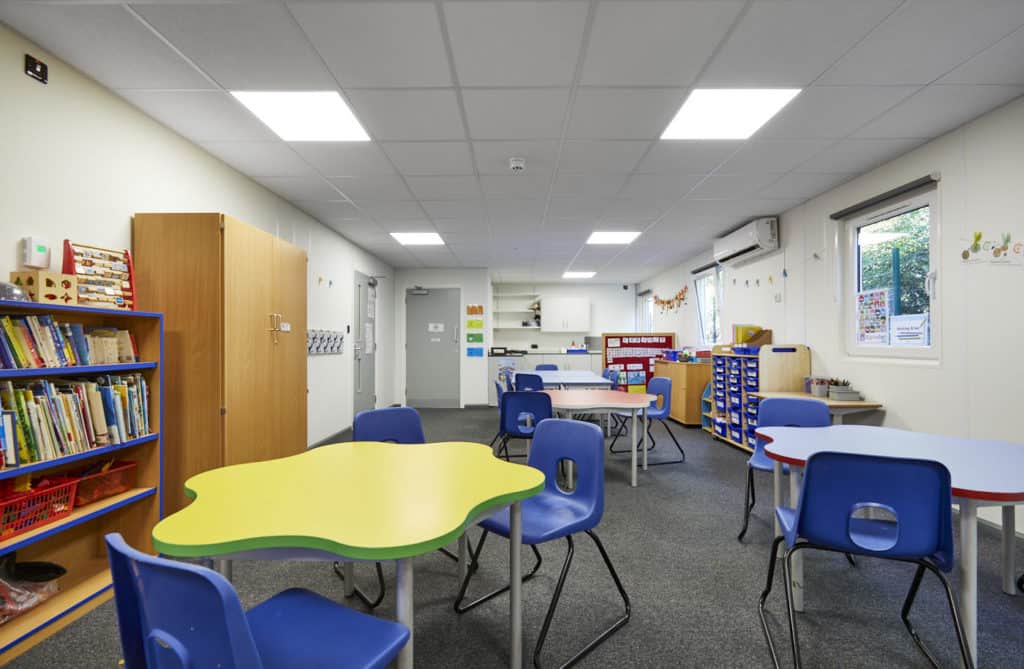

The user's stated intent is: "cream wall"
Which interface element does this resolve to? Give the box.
[0,24,394,444]
[493,283,635,350]
[394,268,491,407]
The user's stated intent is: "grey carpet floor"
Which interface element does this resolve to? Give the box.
[8,407,1024,668]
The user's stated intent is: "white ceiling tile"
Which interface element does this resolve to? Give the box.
[134,3,335,89]
[473,141,559,176]
[566,88,686,139]
[290,2,451,87]
[256,176,340,201]
[758,172,853,200]
[444,1,588,86]
[700,0,900,87]
[434,220,488,234]
[201,141,313,177]
[405,176,482,200]
[756,86,920,139]
[381,142,474,175]
[327,220,388,241]
[462,89,570,139]
[487,200,547,221]
[940,26,1024,85]
[570,245,622,266]
[288,143,395,177]
[550,174,629,199]
[601,198,673,220]
[717,139,832,174]
[546,198,609,219]
[421,200,487,220]
[795,138,926,174]
[346,89,466,140]
[618,173,704,201]
[634,140,740,173]
[0,3,214,90]
[330,175,413,200]
[854,85,1024,139]
[118,91,278,142]
[687,173,784,200]
[581,0,743,86]
[355,201,426,221]
[481,175,551,199]
[557,141,650,174]
[820,1,1024,85]
[294,200,363,223]
[375,220,436,233]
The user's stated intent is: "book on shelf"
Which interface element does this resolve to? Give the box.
[0,374,151,467]
[0,314,139,369]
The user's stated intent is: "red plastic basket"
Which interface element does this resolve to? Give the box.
[74,461,136,507]
[0,479,77,541]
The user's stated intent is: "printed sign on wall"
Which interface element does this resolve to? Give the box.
[961,231,1022,266]
[856,288,890,345]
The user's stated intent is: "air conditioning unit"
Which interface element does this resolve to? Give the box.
[713,217,779,266]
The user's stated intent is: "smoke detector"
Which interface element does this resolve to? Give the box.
[509,157,525,172]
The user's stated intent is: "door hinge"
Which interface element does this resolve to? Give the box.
[220,407,226,415]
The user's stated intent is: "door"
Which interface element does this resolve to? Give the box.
[274,237,308,457]
[222,216,277,466]
[405,287,460,408]
[353,271,376,415]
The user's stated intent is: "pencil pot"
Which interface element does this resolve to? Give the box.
[73,461,136,506]
[0,477,77,540]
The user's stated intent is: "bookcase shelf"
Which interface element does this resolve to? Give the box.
[0,302,162,662]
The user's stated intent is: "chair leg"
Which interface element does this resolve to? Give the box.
[758,535,786,669]
[489,431,501,449]
[644,420,685,466]
[845,553,857,567]
[608,416,629,453]
[902,560,975,669]
[738,467,756,541]
[781,545,805,669]
[333,561,386,609]
[454,530,543,613]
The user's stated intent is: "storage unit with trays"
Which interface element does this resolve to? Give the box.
[708,344,810,453]
[0,301,162,661]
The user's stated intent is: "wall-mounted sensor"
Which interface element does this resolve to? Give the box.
[20,237,51,269]
[24,54,47,84]
[509,157,525,172]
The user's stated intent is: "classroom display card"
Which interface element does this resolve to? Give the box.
[856,288,890,345]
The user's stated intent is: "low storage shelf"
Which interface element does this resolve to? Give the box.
[0,301,162,662]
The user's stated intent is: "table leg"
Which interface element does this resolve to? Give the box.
[773,461,783,538]
[642,408,649,471]
[341,562,355,597]
[214,559,233,582]
[458,533,469,584]
[630,409,638,488]
[1002,505,1018,595]
[396,558,414,669]
[959,498,978,667]
[789,467,804,613]
[605,411,611,437]
[510,501,523,669]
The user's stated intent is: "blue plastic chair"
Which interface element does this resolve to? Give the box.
[455,419,630,668]
[515,372,545,391]
[757,453,974,669]
[493,391,552,461]
[353,406,426,444]
[503,369,514,392]
[535,363,558,371]
[609,377,683,465]
[737,398,830,542]
[105,533,409,669]
[602,368,619,391]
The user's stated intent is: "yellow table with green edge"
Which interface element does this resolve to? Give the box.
[152,441,545,669]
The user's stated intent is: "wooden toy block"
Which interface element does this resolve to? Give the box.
[9,271,78,305]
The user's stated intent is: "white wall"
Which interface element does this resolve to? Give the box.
[394,268,491,407]
[642,94,1024,530]
[639,252,715,347]
[493,283,635,350]
[0,24,394,444]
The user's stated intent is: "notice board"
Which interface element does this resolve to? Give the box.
[602,332,676,393]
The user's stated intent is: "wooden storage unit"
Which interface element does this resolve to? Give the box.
[133,213,307,514]
[653,360,711,425]
[708,344,810,453]
[0,301,162,662]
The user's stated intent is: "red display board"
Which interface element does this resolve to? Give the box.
[602,332,675,393]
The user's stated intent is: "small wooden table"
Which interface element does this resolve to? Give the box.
[749,390,882,424]
[544,389,656,487]
[153,441,544,669]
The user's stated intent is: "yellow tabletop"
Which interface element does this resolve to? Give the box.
[153,441,545,561]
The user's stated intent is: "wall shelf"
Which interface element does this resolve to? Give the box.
[0,434,158,481]
[0,362,157,379]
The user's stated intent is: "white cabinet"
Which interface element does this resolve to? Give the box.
[541,296,591,332]
[563,354,591,371]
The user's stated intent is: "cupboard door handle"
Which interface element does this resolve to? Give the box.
[268,314,277,332]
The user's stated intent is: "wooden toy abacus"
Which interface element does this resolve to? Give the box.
[61,240,137,310]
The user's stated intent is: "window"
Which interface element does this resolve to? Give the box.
[636,291,654,332]
[845,189,938,358]
[694,268,721,345]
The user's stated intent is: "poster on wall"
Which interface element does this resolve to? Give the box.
[466,305,485,358]
[891,313,930,346]
[856,288,890,345]
[602,332,675,393]
[961,232,1023,266]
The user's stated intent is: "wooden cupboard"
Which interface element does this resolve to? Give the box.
[132,213,307,513]
[653,360,712,425]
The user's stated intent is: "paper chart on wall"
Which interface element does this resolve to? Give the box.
[856,288,889,345]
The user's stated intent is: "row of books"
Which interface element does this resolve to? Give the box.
[0,374,151,467]
[0,315,138,369]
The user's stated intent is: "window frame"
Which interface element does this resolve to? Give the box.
[694,266,722,346]
[842,188,940,360]
[636,291,654,333]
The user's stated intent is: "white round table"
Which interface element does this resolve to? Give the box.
[757,424,1024,666]
[544,389,655,487]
